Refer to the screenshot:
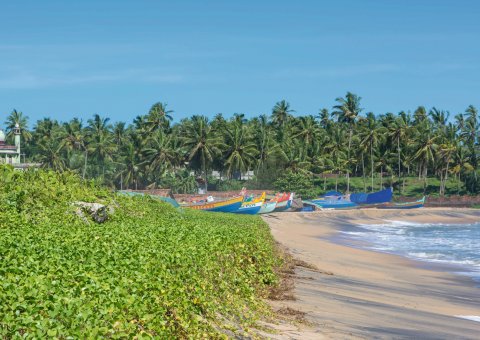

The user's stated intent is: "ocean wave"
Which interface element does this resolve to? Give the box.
[455,315,480,322]
[346,221,480,275]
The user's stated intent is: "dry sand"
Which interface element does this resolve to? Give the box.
[262,208,480,339]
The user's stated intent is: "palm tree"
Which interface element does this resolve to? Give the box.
[113,122,128,147]
[374,149,394,190]
[332,92,362,192]
[462,105,478,173]
[223,117,258,178]
[181,115,222,192]
[437,141,455,195]
[413,106,428,124]
[451,146,474,194]
[146,102,173,132]
[429,107,449,130]
[412,121,438,193]
[5,109,32,143]
[324,125,348,191]
[143,130,176,175]
[37,139,66,172]
[60,119,83,152]
[272,100,294,141]
[359,113,385,191]
[293,115,320,158]
[86,114,115,178]
[388,114,409,192]
[33,118,60,142]
[317,108,331,129]
[117,143,142,190]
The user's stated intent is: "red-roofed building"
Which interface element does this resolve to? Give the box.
[0,125,21,165]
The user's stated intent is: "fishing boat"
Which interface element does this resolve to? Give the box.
[350,187,393,205]
[234,201,263,215]
[273,193,294,212]
[242,192,266,205]
[258,201,277,214]
[306,196,358,209]
[378,196,425,209]
[185,196,244,213]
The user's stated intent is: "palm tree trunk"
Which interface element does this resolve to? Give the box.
[347,128,352,193]
[83,149,88,180]
[380,166,383,189]
[439,171,444,196]
[370,142,374,191]
[442,157,451,196]
[362,152,366,192]
[457,173,460,194]
[397,136,401,193]
[202,153,207,193]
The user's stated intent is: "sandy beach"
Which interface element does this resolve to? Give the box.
[263,208,480,339]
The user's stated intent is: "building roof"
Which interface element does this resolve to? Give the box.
[0,144,17,150]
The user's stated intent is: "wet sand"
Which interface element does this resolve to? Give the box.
[263,208,480,339]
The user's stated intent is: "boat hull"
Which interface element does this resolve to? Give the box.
[186,196,244,213]
[259,201,276,214]
[234,202,262,215]
[305,199,358,210]
[272,193,294,212]
[350,187,393,205]
[378,197,425,210]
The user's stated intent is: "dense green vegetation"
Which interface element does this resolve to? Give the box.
[274,171,471,199]
[0,167,279,338]
[5,92,480,195]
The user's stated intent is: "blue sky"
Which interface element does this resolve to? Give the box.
[0,0,479,125]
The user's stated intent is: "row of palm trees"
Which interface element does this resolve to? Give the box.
[4,93,479,194]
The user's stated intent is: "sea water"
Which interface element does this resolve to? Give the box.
[339,220,480,282]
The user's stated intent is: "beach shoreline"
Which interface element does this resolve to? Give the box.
[262,208,480,339]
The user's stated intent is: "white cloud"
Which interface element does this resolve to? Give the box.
[273,63,399,79]
[0,68,184,89]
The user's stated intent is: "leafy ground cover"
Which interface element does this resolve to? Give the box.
[0,166,280,338]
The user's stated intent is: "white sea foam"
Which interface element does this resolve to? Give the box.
[455,315,480,322]
[347,221,480,276]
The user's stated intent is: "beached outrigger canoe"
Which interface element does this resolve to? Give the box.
[305,196,358,209]
[350,187,393,205]
[185,196,244,212]
[234,201,264,214]
[272,192,294,212]
[258,201,277,214]
[242,192,266,204]
[378,196,425,209]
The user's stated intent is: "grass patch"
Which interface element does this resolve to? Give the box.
[0,167,281,338]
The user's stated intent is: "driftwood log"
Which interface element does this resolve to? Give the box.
[73,202,110,224]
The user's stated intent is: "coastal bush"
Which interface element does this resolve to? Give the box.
[0,166,280,338]
[274,171,319,199]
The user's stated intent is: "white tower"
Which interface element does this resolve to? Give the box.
[14,123,21,163]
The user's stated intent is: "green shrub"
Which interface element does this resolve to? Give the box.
[0,166,279,338]
[274,171,319,199]
[216,179,244,192]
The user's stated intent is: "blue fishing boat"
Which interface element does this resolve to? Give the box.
[379,196,425,209]
[234,201,263,214]
[308,198,358,209]
[350,187,393,205]
[306,191,358,209]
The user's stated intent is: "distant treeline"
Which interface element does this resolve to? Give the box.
[4,92,480,195]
